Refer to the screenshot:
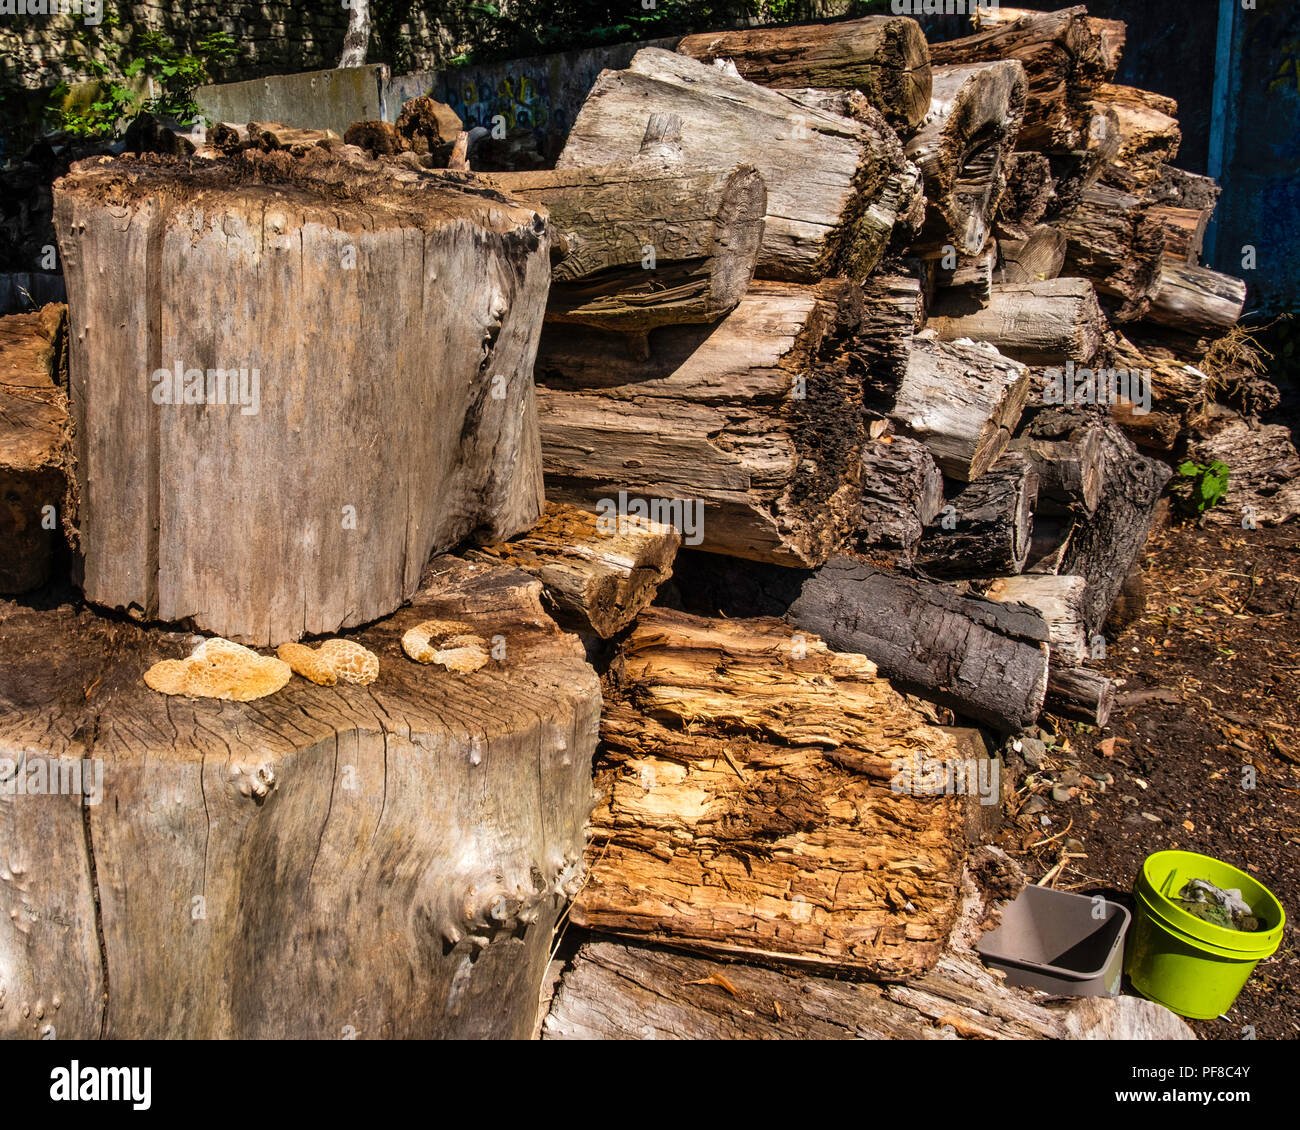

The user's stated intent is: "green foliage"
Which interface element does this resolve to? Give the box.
[46,29,238,138]
[1175,460,1231,514]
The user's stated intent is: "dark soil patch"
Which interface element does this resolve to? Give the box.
[1001,520,1300,1039]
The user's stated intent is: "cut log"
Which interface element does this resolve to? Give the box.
[787,556,1051,731]
[917,453,1038,580]
[1145,257,1248,336]
[480,161,766,333]
[1043,105,1120,218]
[1090,84,1181,191]
[543,931,1192,1040]
[557,48,922,283]
[0,304,69,593]
[1059,424,1174,636]
[1045,665,1116,727]
[1024,514,1075,575]
[998,224,1067,285]
[906,61,1027,257]
[856,433,945,564]
[1148,204,1210,265]
[1010,409,1107,516]
[889,332,1031,482]
[933,5,1102,151]
[929,278,1107,366]
[534,280,865,567]
[858,269,926,402]
[1149,164,1222,214]
[0,557,600,1039]
[979,574,1088,666]
[570,607,967,977]
[54,148,553,645]
[1089,17,1128,78]
[996,151,1056,228]
[1055,182,1164,321]
[468,501,680,638]
[676,15,933,129]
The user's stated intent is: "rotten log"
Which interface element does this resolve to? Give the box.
[1059,424,1174,636]
[1055,182,1165,321]
[787,556,1051,731]
[1045,665,1116,727]
[676,14,933,129]
[858,269,926,402]
[979,574,1089,667]
[1090,84,1182,192]
[1010,408,1107,517]
[889,332,1031,482]
[557,48,922,283]
[1149,163,1222,214]
[1187,410,1300,527]
[534,280,865,567]
[934,237,997,305]
[542,938,1191,1041]
[1148,204,1210,265]
[916,453,1038,580]
[0,303,69,593]
[468,501,680,638]
[856,432,944,564]
[54,147,553,645]
[1024,514,1075,576]
[929,277,1107,365]
[480,160,766,333]
[996,151,1056,228]
[1145,257,1248,336]
[570,607,967,977]
[932,5,1103,151]
[0,557,600,1039]
[905,60,1027,257]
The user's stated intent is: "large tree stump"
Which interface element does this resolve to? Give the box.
[480,161,766,334]
[534,280,866,567]
[676,15,933,129]
[54,149,554,645]
[0,304,70,593]
[557,48,921,283]
[571,608,967,978]
[0,557,600,1039]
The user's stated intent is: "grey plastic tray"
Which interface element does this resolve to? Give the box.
[976,884,1131,997]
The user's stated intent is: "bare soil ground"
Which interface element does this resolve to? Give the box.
[1001,520,1300,1040]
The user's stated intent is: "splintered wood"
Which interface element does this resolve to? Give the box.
[570,608,967,978]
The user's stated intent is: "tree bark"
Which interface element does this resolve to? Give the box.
[787,556,1051,731]
[0,303,70,593]
[469,501,680,638]
[0,557,600,1039]
[557,48,922,283]
[997,151,1056,228]
[481,161,766,334]
[534,280,866,568]
[889,332,1031,482]
[1059,424,1174,636]
[907,61,1027,257]
[929,278,1107,366]
[676,15,933,129]
[570,607,967,977]
[917,453,1038,579]
[338,0,371,68]
[54,148,552,645]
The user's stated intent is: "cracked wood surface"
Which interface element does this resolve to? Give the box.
[570,608,966,978]
[0,557,600,1038]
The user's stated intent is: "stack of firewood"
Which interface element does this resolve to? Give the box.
[0,5,1280,1038]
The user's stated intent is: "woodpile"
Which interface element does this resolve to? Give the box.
[1,4,1290,1041]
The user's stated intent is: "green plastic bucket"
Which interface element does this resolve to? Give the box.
[1126,850,1286,1019]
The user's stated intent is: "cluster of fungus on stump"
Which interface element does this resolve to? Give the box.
[143,638,292,702]
[276,639,380,686]
[401,620,491,673]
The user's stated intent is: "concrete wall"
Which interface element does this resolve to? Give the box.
[195,65,390,139]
